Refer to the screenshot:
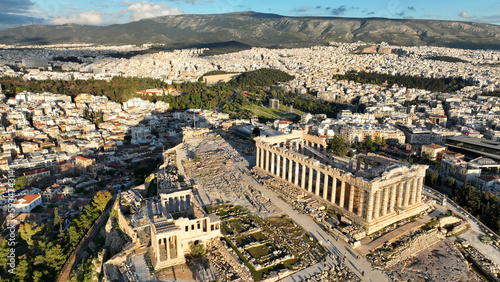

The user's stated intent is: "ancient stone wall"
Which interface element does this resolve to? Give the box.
[385,229,445,268]
[115,199,138,243]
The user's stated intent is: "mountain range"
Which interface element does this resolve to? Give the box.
[1,12,499,49]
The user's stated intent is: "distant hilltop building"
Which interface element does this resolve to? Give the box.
[269,98,280,109]
[255,131,429,234]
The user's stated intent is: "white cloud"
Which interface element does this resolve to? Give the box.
[48,2,183,25]
[123,1,183,21]
[64,4,81,11]
[459,11,472,19]
[50,9,112,25]
[477,14,500,24]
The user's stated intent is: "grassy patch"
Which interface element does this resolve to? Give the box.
[236,236,251,247]
[229,219,245,234]
[268,215,295,228]
[247,244,271,259]
[250,231,268,242]
[242,104,303,120]
[220,222,233,235]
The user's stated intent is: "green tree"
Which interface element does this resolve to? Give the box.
[92,190,112,211]
[66,225,81,248]
[40,243,66,270]
[19,222,43,246]
[445,177,456,188]
[0,237,10,276]
[16,259,29,281]
[32,270,46,282]
[327,135,347,157]
[54,208,63,232]
[250,126,261,139]
[430,170,439,186]
[190,244,206,258]
[14,176,28,190]
[365,137,373,147]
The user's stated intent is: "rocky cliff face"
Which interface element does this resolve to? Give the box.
[102,212,132,258]
[1,12,499,49]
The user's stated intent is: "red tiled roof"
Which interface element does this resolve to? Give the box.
[75,156,90,161]
[14,194,41,205]
[477,175,498,182]
[423,144,445,149]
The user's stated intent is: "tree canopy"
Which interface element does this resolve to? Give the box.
[452,185,500,234]
[334,70,473,93]
[327,135,347,157]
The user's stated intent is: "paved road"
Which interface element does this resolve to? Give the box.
[236,163,388,282]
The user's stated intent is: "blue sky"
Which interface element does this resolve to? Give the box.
[1,0,499,29]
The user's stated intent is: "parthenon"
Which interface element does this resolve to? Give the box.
[255,131,429,234]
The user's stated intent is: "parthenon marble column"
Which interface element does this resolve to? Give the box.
[166,238,170,260]
[373,190,381,219]
[331,177,337,204]
[348,185,355,212]
[276,153,280,176]
[256,147,260,168]
[397,182,404,207]
[323,174,329,200]
[260,148,265,169]
[381,187,390,216]
[288,160,293,183]
[301,164,307,189]
[308,167,314,193]
[357,190,364,217]
[315,171,321,196]
[270,152,275,174]
[416,177,423,202]
[403,180,411,207]
[265,149,270,171]
[366,192,374,221]
[294,162,299,185]
[410,178,418,205]
[339,181,346,208]
[282,156,287,180]
[389,184,397,213]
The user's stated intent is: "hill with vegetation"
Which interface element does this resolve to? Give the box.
[1,12,500,49]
